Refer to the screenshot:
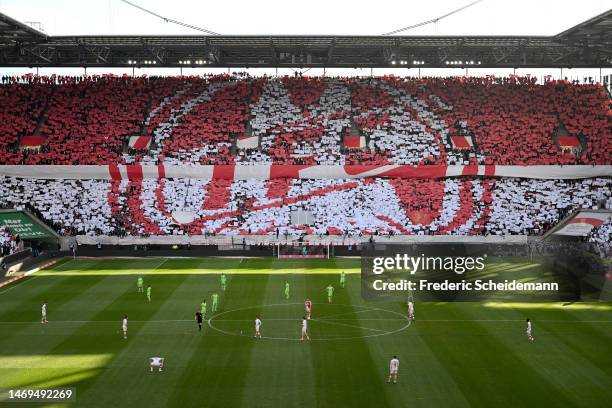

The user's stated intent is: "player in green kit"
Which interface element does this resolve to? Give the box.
[220,273,227,291]
[284,281,290,299]
[200,300,207,318]
[211,293,219,313]
[137,276,144,293]
[147,285,152,302]
[340,271,345,288]
[326,284,334,303]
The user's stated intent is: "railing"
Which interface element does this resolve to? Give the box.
[75,234,529,246]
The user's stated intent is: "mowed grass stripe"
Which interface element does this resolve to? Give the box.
[36,257,172,276]
[529,323,612,406]
[306,268,393,408]
[239,265,317,408]
[349,279,459,405]
[459,304,612,407]
[0,259,133,345]
[153,258,243,408]
[537,310,612,376]
[36,257,361,276]
[168,259,270,408]
[0,259,96,320]
[416,304,577,408]
[80,260,225,408]
[340,276,473,408]
[0,259,161,391]
[71,260,195,407]
[543,304,612,341]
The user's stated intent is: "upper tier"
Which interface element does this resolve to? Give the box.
[0,74,610,166]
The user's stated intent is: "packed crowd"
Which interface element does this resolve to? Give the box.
[586,218,612,257]
[0,177,609,245]
[0,227,19,257]
[0,74,609,166]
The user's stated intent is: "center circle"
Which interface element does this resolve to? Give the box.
[207,302,411,341]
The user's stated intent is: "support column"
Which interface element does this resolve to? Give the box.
[599,67,602,83]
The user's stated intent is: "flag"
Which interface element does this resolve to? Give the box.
[450,135,473,149]
[128,136,152,150]
[237,136,258,149]
[557,135,580,148]
[20,135,45,149]
[344,135,365,149]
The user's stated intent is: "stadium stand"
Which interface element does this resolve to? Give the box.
[0,80,52,164]
[0,177,609,238]
[588,218,612,257]
[0,227,18,256]
[0,73,610,256]
[0,74,609,166]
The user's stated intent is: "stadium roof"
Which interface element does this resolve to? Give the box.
[555,8,612,45]
[0,12,46,45]
[0,10,610,68]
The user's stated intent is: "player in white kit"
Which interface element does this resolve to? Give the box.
[122,315,128,339]
[254,316,262,339]
[525,318,534,341]
[388,356,399,384]
[301,316,310,341]
[149,356,164,372]
[407,301,414,320]
[41,302,48,324]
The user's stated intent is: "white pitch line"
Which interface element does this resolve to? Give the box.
[315,318,390,333]
[0,318,610,325]
[416,319,612,323]
[0,275,39,295]
[206,302,412,341]
[0,319,194,324]
[150,257,170,272]
[321,318,407,321]
[199,318,409,322]
[317,309,374,320]
[2,318,610,325]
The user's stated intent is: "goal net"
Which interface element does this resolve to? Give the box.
[276,243,331,259]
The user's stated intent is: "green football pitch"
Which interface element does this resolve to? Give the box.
[0,257,611,408]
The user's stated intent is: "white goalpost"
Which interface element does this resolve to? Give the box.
[276,242,331,259]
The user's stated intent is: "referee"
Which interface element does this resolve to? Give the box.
[195,310,203,332]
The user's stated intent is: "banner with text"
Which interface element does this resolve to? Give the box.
[0,211,51,239]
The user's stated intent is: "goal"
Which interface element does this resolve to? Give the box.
[275,242,332,259]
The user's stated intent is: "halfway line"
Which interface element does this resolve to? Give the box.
[315,319,390,333]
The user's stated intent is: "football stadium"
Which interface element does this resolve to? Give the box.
[0,0,611,406]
